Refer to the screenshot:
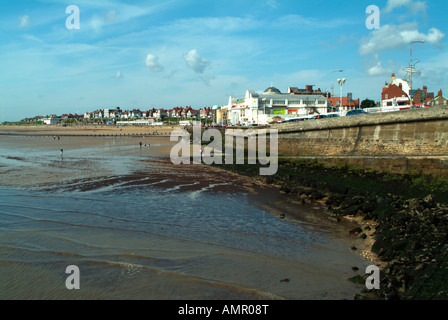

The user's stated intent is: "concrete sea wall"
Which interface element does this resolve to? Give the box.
[273,107,448,177]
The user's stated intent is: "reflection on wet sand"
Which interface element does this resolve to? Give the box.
[0,134,371,300]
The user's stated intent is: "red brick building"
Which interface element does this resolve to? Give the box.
[427,89,448,107]
[411,86,434,105]
[381,74,411,107]
[327,97,359,111]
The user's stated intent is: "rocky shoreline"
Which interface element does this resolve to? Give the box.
[209,158,448,300]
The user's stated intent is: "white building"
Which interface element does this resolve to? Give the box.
[381,74,412,108]
[43,115,61,125]
[224,86,329,125]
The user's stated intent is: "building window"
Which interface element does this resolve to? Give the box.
[385,94,388,99]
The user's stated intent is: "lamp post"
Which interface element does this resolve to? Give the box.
[331,70,343,98]
[337,78,346,111]
[410,40,425,90]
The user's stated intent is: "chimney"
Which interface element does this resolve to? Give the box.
[391,73,396,81]
[439,89,443,97]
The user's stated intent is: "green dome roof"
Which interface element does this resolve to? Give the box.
[263,87,281,94]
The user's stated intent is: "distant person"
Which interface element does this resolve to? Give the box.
[139,141,142,148]
[60,149,63,157]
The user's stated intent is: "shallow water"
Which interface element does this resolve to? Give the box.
[0,135,370,300]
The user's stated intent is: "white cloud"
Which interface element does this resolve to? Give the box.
[267,0,278,9]
[359,23,445,56]
[85,3,157,34]
[156,16,261,35]
[22,34,44,43]
[184,49,210,74]
[366,56,393,76]
[114,71,123,78]
[105,10,117,24]
[18,15,30,28]
[384,0,427,15]
[199,74,215,87]
[145,54,164,72]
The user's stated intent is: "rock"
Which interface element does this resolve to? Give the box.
[311,191,325,200]
[415,264,425,272]
[328,216,341,223]
[350,227,363,236]
[280,278,290,283]
[423,194,436,208]
[408,199,421,211]
[352,266,360,272]
[348,275,365,284]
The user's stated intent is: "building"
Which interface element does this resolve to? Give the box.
[187,109,200,119]
[328,95,359,111]
[287,85,328,97]
[216,106,228,125]
[224,85,330,125]
[427,89,448,107]
[381,73,411,108]
[43,115,61,125]
[153,109,167,119]
[104,108,121,118]
[200,107,212,119]
[92,110,103,119]
[410,86,434,105]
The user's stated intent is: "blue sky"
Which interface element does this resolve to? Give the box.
[1,0,447,121]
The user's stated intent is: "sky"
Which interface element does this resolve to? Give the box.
[1,0,447,122]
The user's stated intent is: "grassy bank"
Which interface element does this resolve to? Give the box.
[209,158,448,300]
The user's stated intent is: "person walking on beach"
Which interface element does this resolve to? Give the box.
[60,149,64,158]
[139,141,142,148]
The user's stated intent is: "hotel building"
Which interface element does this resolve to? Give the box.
[223,85,330,125]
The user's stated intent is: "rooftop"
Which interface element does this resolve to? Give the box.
[262,87,282,95]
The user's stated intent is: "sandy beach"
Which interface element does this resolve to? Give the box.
[0,124,374,300]
[0,124,179,137]
[0,123,375,259]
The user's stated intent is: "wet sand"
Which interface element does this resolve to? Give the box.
[0,129,375,262]
[0,130,374,300]
[0,134,175,188]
